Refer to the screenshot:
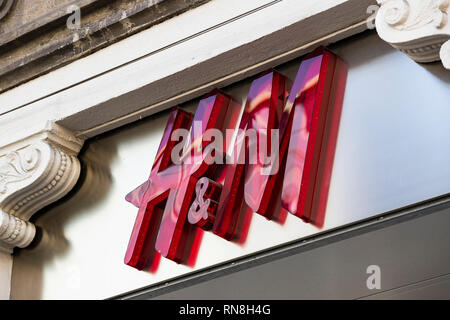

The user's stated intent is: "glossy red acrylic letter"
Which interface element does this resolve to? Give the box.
[281,48,348,226]
[125,91,234,267]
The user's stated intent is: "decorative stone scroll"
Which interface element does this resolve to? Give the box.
[0,123,83,252]
[376,0,450,69]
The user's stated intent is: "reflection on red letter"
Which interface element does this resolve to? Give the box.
[281,48,348,226]
[243,71,292,219]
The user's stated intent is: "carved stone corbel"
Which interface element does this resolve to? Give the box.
[375,0,450,69]
[0,123,83,253]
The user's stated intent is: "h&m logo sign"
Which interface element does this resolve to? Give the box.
[125,48,347,270]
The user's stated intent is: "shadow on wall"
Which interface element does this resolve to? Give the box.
[10,138,117,300]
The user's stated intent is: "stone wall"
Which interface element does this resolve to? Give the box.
[0,0,210,93]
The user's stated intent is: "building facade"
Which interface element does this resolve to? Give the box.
[0,0,449,300]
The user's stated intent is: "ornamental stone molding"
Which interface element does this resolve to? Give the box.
[441,39,450,67]
[0,123,83,253]
[376,0,450,69]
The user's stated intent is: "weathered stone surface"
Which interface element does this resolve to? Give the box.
[1,0,75,35]
[0,0,16,22]
[0,0,210,93]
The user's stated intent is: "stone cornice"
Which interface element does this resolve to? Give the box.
[0,0,210,94]
[0,123,83,252]
[376,0,450,69]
